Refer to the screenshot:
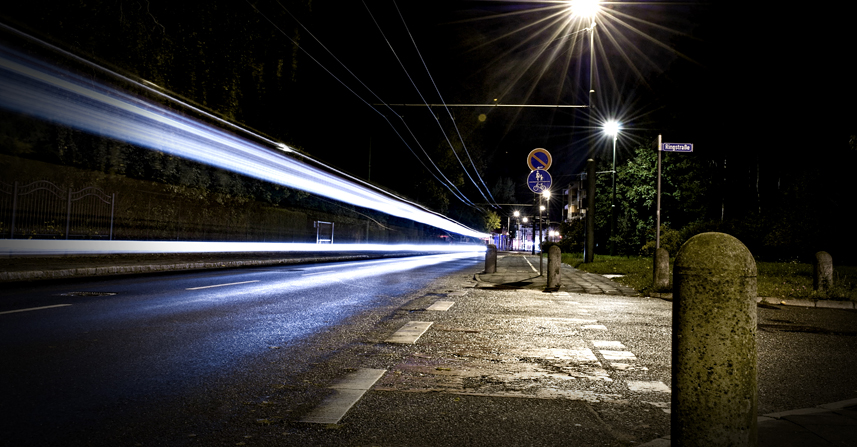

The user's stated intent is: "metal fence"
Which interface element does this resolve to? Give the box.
[1,180,115,240]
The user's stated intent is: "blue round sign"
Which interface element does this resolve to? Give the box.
[526,169,552,193]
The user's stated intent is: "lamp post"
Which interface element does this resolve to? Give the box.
[568,0,601,262]
[604,120,620,255]
[513,210,520,251]
[522,216,529,252]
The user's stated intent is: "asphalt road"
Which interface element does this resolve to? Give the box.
[0,252,483,446]
[1,253,856,446]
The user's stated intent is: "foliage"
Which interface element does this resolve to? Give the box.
[483,210,502,232]
[558,219,585,253]
[563,252,856,301]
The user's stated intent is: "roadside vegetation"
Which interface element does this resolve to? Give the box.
[559,253,857,301]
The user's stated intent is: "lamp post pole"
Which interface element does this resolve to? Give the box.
[610,132,617,255]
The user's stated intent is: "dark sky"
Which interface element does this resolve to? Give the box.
[281,1,707,202]
[274,1,856,208]
[2,1,854,214]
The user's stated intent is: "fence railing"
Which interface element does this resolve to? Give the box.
[1,180,115,240]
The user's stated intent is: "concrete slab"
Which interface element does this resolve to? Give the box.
[385,321,434,344]
[302,368,387,424]
[427,300,455,311]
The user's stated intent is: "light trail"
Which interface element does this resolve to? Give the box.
[185,280,260,291]
[0,240,487,256]
[0,304,72,315]
[0,42,490,240]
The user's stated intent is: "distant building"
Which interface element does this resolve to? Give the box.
[564,172,587,222]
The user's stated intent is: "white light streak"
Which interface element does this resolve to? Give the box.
[0,240,487,256]
[0,45,490,239]
[185,280,260,290]
[0,304,72,315]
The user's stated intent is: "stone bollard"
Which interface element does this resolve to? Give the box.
[672,232,758,447]
[547,245,562,289]
[484,244,497,274]
[813,251,833,292]
[653,247,670,291]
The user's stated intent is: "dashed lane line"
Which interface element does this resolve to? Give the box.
[521,256,538,273]
[385,321,433,344]
[301,368,387,424]
[185,280,259,290]
[0,304,72,315]
[427,301,455,311]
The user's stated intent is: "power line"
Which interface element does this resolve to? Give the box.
[363,0,497,209]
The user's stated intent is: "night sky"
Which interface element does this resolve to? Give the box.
[2,1,855,221]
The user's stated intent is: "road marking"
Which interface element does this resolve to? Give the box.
[599,350,637,361]
[627,381,671,393]
[427,301,455,311]
[0,304,72,315]
[592,340,626,349]
[521,256,538,273]
[301,270,337,276]
[385,321,433,344]
[301,368,386,424]
[185,280,259,290]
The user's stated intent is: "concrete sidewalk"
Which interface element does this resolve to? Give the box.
[480,251,857,447]
[475,251,638,296]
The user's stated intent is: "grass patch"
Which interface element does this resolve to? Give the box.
[561,253,857,301]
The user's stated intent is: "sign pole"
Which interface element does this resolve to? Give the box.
[656,134,662,249]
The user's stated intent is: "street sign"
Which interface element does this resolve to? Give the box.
[527,169,552,193]
[661,142,693,152]
[527,148,552,170]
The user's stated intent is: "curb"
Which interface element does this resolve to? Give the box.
[647,293,856,310]
[0,253,429,283]
[639,398,857,447]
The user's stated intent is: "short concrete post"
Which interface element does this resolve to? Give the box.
[672,232,758,447]
[813,251,833,292]
[653,247,669,291]
[484,244,497,274]
[547,245,562,289]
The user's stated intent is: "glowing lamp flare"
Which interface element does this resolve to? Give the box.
[569,0,601,18]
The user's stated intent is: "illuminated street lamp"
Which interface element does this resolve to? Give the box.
[566,0,601,262]
[604,120,620,255]
[513,210,521,251]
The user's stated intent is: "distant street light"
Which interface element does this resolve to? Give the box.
[604,120,620,255]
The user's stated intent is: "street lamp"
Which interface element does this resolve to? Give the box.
[604,120,620,255]
[513,210,521,251]
[566,0,601,262]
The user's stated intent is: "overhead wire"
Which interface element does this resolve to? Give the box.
[259,0,477,208]
[361,1,497,210]
[392,0,499,208]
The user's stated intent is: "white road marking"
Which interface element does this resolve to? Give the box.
[627,381,671,393]
[301,368,386,424]
[522,256,538,273]
[385,321,433,344]
[592,340,626,349]
[0,304,72,315]
[185,280,259,290]
[301,271,337,276]
[611,363,648,371]
[600,350,637,361]
[427,301,455,311]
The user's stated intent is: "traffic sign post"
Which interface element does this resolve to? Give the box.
[527,148,552,171]
[656,137,693,249]
[662,142,693,153]
[527,169,552,193]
